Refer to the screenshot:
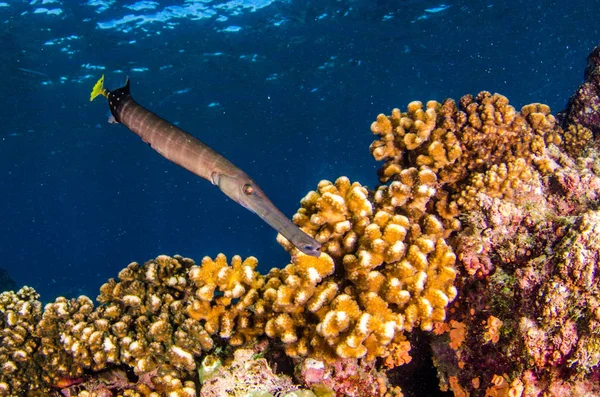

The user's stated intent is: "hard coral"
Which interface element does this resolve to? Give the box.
[367,48,600,396]
[281,177,372,260]
[429,127,600,395]
[0,248,448,394]
[1,254,268,395]
[188,253,265,345]
[0,287,43,395]
[276,176,457,361]
[370,93,561,186]
[274,172,458,363]
[200,348,298,397]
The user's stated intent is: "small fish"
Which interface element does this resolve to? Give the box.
[52,376,84,389]
[425,4,450,13]
[16,67,49,77]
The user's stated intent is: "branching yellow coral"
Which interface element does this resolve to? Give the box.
[274,168,458,361]
[0,254,302,395]
[11,255,256,395]
[369,92,566,278]
[374,167,438,219]
[370,100,462,183]
[281,177,372,259]
[563,124,593,157]
[189,254,264,301]
[342,211,412,280]
[454,158,541,211]
[263,253,337,350]
[521,103,562,148]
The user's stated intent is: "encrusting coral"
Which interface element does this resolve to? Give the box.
[3,44,600,397]
[200,348,300,397]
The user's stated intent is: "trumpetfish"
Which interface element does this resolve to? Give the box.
[90,75,321,257]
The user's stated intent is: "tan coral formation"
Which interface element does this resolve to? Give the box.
[1,248,451,394]
[563,123,593,157]
[1,255,273,395]
[37,255,210,395]
[369,92,563,235]
[0,287,43,394]
[277,175,457,361]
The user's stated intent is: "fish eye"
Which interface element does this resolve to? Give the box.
[305,244,319,252]
[242,183,254,195]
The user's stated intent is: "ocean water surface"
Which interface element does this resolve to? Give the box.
[0,0,598,300]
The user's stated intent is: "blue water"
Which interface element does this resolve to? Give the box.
[0,0,598,300]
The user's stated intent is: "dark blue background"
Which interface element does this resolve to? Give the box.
[1,0,598,300]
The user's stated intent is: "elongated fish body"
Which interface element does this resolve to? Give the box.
[91,76,321,257]
[107,80,234,183]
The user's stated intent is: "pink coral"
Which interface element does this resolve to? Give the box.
[297,357,396,397]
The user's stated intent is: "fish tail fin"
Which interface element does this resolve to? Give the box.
[90,75,108,102]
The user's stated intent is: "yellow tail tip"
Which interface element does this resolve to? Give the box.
[90,74,108,102]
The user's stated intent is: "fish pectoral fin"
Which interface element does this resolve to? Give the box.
[210,171,220,186]
[108,115,118,124]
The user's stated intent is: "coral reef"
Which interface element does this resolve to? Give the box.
[3,43,600,397]
[277,65,599,395]
[0,252,415,396]
[422,76,600,397]
[369,91,561,237]
[367,81,600,395]
[432,196,600,396]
